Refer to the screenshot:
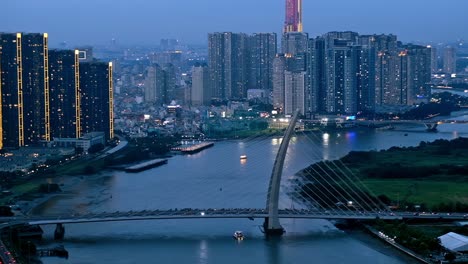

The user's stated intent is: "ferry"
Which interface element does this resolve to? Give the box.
[240,155,247,160]
[233,231,244,241]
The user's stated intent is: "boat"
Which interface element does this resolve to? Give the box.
[233,231,244,241]
[240,155,247,160]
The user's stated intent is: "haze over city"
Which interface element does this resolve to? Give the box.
[3,0,468,46]
[1,0,468,263]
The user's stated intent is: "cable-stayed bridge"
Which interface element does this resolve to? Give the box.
[1,110,467,239]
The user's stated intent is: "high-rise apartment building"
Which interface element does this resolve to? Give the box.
[405,44,432,104]
[0,33,49,148]
[443,46,456,74]
[0,33,21,149]
[163,63,177,104]
[272,54,287,110]
[284,70,306,115]
[284,0,303,33]
[191,63,211,106]
[80,61,114,140]
[249,33,277,91]
[373,34,399,106]
[428,46,438,74]
[208,32,249,100]
[0,32,114,149]
[22,33,50,145]
[324,39,358,114]
[282,32,308,55]
[49,49,80,139]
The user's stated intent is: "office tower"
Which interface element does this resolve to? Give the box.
[249,33,277,91]
[272,54,287,110]
[80,61,114,140]
[191,63,210,106]
[443,46,456,74]
[208,32,249,100]
[281,32,308,55]
[284,70,306,115]
[0,33,50,148]
[49,49,80,139]
[405,44,432,104]
[284,0,303,33]
[144,64,165,105]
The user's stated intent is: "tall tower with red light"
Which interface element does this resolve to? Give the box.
[284,0,303,33]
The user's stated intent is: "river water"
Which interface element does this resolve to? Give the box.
[36,123,468,264]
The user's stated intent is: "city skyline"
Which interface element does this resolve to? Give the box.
[2,0,468,46]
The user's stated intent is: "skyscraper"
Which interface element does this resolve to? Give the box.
[1,32,114,149]
[208,32,249,100]
[405,44,432,104]
[284,0,303,33]
[443,46,456,74]
[80,61,114,140]
[49,49,80,139]
[191,63,210,106]
[281,32,308,55]
[0,33,49,148]
[272,54,287,110]
[284,70,306,115]
[163,63,177,104]
[0,33,21,149]
[373,34,399,106]
[249,33,277,91]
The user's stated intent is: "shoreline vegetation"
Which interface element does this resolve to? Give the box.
[294,137,468,262]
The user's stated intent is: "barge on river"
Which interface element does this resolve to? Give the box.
[124,158,168,173]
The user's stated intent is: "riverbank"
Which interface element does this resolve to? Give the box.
[361,224,432,263]
[345,228,426,264]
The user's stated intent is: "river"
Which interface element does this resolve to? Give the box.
[35,123,468,264]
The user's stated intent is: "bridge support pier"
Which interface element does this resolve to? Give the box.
[263,217,285,236]
[54,223,65,240]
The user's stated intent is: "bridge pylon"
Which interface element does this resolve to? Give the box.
[264,109,301,236]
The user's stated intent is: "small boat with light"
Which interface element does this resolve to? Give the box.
[233,231,244,241]
[240,155,247,160]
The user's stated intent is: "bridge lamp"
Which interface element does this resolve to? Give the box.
[200,212,205,216]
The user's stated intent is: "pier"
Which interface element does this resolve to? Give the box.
[124,158,168,172]
[172,142,214,154]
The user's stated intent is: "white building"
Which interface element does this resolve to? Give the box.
[438,232,468,253]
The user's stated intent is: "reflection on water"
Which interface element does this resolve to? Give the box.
[198,239,208,264]
[39,124,468,264]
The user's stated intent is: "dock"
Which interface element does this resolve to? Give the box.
[172,142,214,154]
[124,158,168,173]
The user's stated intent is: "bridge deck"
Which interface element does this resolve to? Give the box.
[2,209,465,226]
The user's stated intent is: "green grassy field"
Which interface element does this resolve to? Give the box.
[361,179,468,208]
[302,138,468,210]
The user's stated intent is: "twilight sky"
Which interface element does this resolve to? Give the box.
[2,0,467,46]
